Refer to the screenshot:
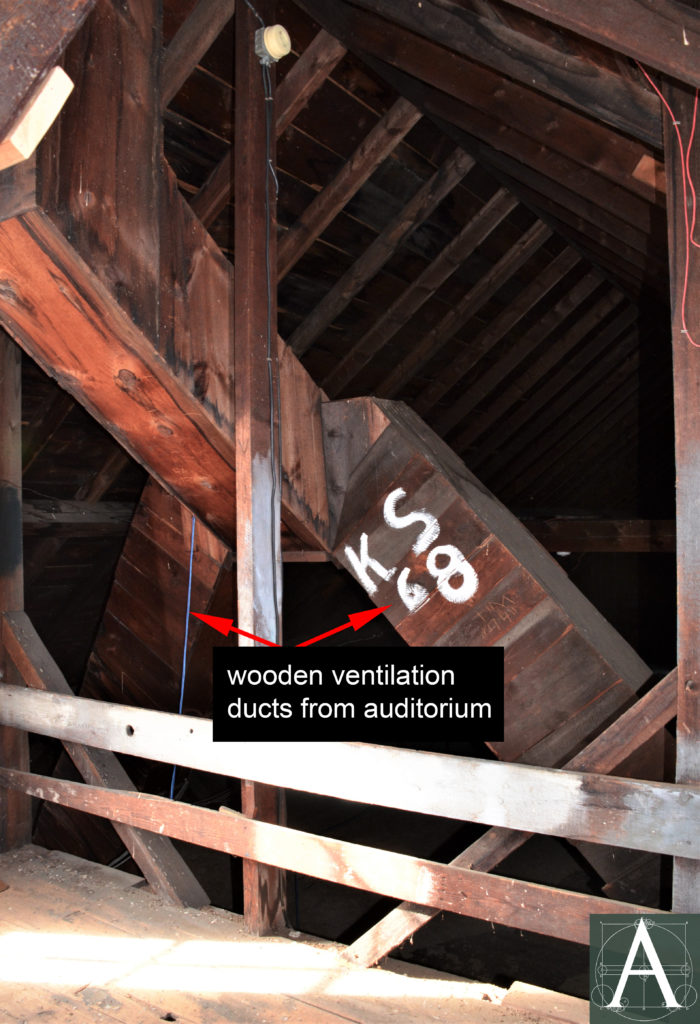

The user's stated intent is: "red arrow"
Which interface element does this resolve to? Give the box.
[190,613,281,647]
[191,605,391,647]
[296,606,391,647]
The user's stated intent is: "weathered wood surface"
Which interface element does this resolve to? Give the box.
[2,609,209,908]
[344,0,661,146]
[326,398,650,764]
[345,668,677,967]
[278,97,421,280]
[0,684,696,861]
[665,79,700,912]
[21,497,133,536]
[500,0,700,89]
[0,767,666,947]
[161,0,236,107]
[0,0,94,141]
[0,332,31,851]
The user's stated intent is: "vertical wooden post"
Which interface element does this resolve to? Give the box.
[234,0,285,934]
[0,330,31,849]
[664,79,700,911]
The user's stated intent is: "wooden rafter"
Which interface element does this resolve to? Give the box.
[523,519,675,553]
[278,96,421,280]
[377,220,552,399]
[190,28,347,228]
[322,188,519,395]
[345,0,662,147]
[413,246,580,420]
[500,0,700,88]
[161,0,236,108]
[288,146,475,356]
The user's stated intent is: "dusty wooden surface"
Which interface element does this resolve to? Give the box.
[0,845,588,1024]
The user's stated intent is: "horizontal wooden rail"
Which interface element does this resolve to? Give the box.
[0,681,697,860]
[0,766,662,947]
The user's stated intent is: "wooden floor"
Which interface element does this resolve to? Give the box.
[0,845,588,1024]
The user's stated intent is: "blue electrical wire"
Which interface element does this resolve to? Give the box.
[170,514,196,800]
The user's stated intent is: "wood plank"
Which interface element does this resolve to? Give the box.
[322,188,518,395]
[377,219,552,399]
[345,0,661,146]
[0,67,74,172]
[277,96,421,280]
[288,147,475,356]
[664,79,700,911]
[0,766,667,947]
[521,519,676,554]
[235,0,285,936]
[190,29,347,228]
[345,669,677,967]
[0,331,31,850]
[0,685,694,860]
[161,0,236,107]
[0,0,94,140]
[501,0,700,89]
[2,610,209,909]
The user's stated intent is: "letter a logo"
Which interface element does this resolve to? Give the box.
[590,914,699,1022]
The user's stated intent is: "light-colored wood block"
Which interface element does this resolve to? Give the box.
[0,67,73,172]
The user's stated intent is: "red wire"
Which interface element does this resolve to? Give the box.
[636,61,700,348]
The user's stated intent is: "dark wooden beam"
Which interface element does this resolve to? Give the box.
[377,220,552,399]
[288,146,475,357]
[0,0,95,141]
[22,387,74,472]
[0,331,31,850]
[664,78,700,911]
[345,667,677,967]
[161,0,236,108]
[322,188,518,395]
[414,247,580,420]
[234,0,286,937]
[278,96,421,280]
[190,29,347,228]
[501,0,700,89]
[521,519,676,553]
[2,610,209,907]
[0,764,666,948]
[347,0,661,147]
[22,497,134,536]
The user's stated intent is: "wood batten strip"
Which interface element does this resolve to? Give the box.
[323,188,518,395]
[278,97,421,280]
[0,683,696,860]
[161,0,237,108]
[500,0,700,89]
[0,764,664,948]
[190,29,347,229]
[345,0,661,147]
[414,247,580,420]
[289,147,475,357]
[2,610,209,907]
[345,668,678,967]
